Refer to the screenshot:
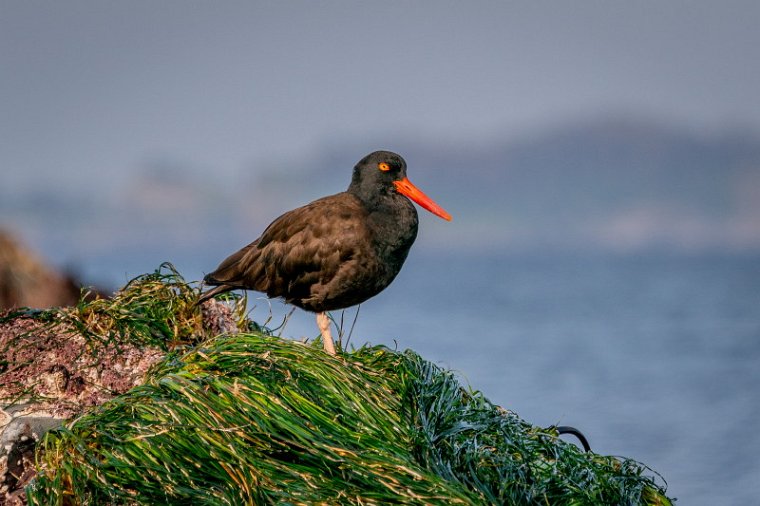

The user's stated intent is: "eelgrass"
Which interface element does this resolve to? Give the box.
[61,261,248,349]
[11,265,671,504]
[27,348,673,505]
[1,262,242,353]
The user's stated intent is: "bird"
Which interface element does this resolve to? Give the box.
[198,151,451,355]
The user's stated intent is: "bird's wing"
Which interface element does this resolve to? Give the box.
[255,194,371,300]
[205,193,371,306]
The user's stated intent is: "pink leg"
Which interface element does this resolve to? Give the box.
[316,312,336,355]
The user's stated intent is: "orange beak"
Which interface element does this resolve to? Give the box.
[393,177,452,221]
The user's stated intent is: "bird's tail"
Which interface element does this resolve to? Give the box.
[196,283,235,305]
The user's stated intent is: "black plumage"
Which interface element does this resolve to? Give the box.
[199,151,450,354]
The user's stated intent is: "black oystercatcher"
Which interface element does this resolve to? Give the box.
[198,151,451,354]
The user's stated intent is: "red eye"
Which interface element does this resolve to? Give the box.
[378,162,391,172]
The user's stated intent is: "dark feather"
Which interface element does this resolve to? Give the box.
[202,192,415,312]
[199,151,433,314]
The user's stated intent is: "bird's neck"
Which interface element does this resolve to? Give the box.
[363,193,419,260]
[346,183,419,250]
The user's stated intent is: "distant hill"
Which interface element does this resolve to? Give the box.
[297,117,760,251]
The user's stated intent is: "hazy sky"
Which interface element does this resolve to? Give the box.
[2,1,760,192]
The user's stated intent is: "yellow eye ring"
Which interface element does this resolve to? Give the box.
[378,162,391,172]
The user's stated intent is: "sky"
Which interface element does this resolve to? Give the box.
[3,1,760,194]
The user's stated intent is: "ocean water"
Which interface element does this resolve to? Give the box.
[243,251,759,506]
[84,249,760,505]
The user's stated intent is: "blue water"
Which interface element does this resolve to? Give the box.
[85,250,760,505]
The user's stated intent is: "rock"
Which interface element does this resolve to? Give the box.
[0,229,102,311]
[0,315,165,504]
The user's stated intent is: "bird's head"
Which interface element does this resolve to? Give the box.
[349,151,452,221]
